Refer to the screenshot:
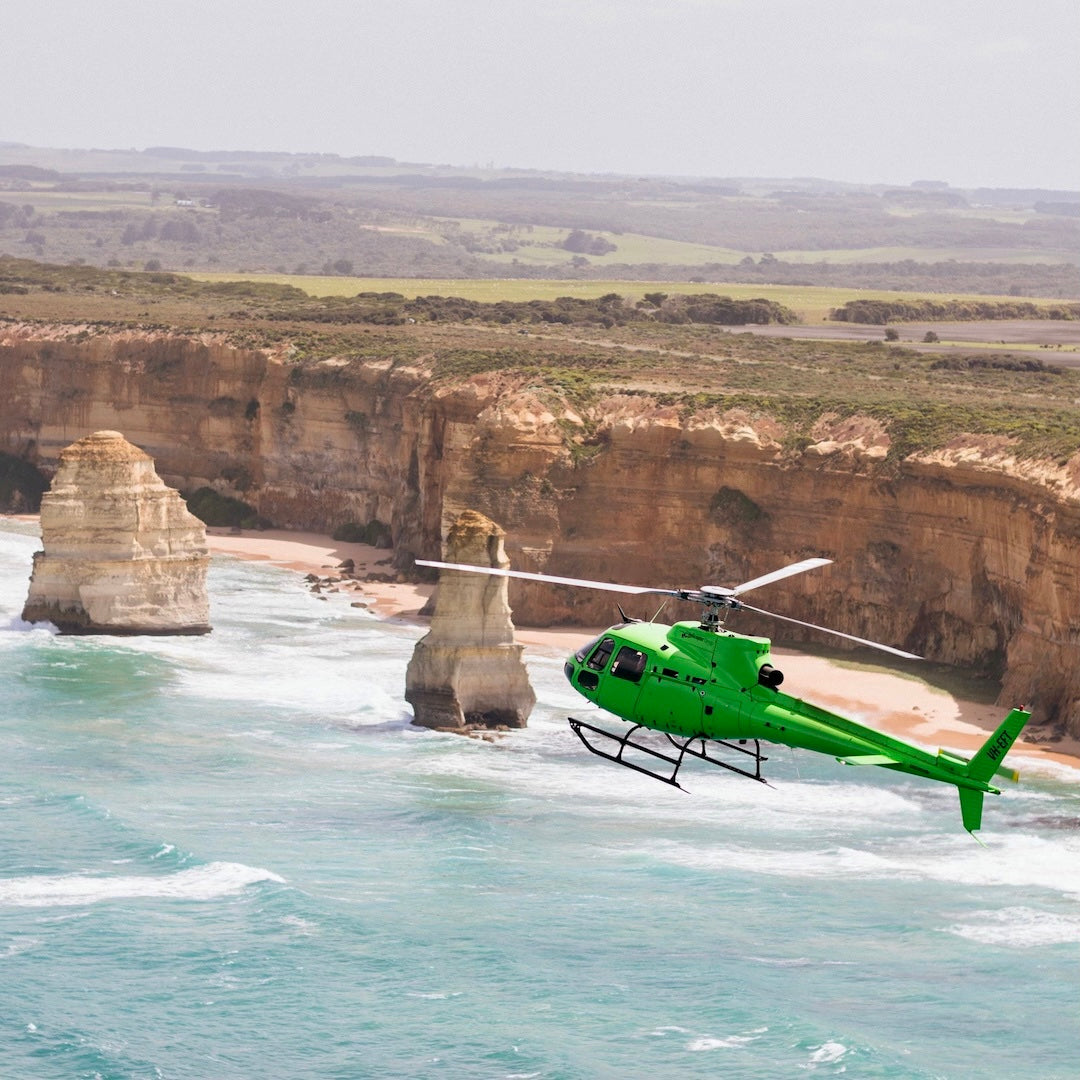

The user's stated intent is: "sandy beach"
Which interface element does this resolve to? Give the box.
[206,526,1080,772]
[205,527,433,620]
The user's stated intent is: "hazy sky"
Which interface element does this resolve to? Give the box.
[4,0,1077,189]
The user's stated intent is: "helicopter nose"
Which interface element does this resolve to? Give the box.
[563,661,575,684]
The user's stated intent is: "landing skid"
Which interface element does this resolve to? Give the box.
[568,718,769,790]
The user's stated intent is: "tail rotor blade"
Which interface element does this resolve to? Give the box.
[738,601,922,660]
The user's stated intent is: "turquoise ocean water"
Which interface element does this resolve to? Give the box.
[0,517,1077,1079]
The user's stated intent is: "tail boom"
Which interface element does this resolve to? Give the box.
[832,706,1031,834]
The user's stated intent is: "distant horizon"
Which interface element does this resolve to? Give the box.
[4,0,1077,193]
[1,138,1077,197]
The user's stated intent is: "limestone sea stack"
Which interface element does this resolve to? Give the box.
[22,431,211,634]
[406,510,535,730]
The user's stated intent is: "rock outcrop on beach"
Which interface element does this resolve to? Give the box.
[4,324,1080,735]
[405,510,534,731]
[21,430,210,634]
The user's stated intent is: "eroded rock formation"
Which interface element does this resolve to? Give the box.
[22,430,210,634]
[405,510,535,731]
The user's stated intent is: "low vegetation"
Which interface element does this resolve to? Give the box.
[831,298,1080,324]
[267,291,798,328]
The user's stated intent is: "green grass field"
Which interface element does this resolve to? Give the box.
[186,271,1062,323]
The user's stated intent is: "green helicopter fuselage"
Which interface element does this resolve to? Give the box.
[563,619,1029,832]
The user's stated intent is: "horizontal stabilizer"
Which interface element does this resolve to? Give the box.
[837,754,900,767]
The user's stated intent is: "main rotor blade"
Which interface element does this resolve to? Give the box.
[738,601,922,660]
[416,560,677,597]
[730,558,833,596]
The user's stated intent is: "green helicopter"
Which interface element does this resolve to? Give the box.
[417,557,1030,835]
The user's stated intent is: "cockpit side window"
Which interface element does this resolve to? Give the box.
[611,646,647,682]
[586,637,615,671]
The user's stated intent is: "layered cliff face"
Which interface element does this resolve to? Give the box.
[22,429,210,634]
[3,324,1079,734]
[405,509,535,730]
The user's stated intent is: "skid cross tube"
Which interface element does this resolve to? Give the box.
[568,718,769,789]
[663,732,770,783]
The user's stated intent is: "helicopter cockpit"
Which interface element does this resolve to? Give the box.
[565,630,652,694]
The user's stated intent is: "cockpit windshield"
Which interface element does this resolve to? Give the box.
[586,637,616,671]
[574,634,605,664]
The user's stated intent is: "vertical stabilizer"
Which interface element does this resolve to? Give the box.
[966,708,1031,785]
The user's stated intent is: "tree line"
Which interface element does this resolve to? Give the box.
[829,298,1080,324]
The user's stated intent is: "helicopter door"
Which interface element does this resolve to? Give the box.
[595,644,647,718]
[633,668,704,738]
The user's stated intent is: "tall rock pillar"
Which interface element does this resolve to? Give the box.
[406,510,535,730]
[22,430,211,634]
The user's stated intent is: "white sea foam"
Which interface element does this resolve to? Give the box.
[942,906,1080,947]
[3,616,58,634]
[646,827,1080,898]
[0,862,285,907]
[801,1041,848,1069]
[0,936,42,958]
[649,839,917,880]
[686,1030,764,1051]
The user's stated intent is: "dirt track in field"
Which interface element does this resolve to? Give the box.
[734,318,1080,361]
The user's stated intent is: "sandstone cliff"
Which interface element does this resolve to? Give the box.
[2,323,1079,735]
[22,429,210,634]
[405,510,534,730]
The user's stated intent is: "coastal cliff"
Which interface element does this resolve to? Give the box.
[2,322,1079,734]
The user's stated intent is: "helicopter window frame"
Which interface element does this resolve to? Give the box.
[586,637,616,671]
[610,646,647,683]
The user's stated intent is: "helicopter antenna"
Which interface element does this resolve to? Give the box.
[649,599,669,623]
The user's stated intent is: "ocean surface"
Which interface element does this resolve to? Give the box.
[0,517,1077,1080]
